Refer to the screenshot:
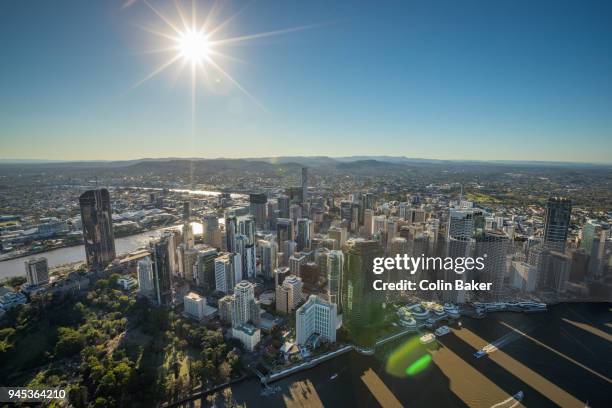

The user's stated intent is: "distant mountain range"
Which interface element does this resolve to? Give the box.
[0,156,610,168]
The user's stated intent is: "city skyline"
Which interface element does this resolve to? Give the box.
[1,0,612,163]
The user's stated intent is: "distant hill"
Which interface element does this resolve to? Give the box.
[1,156,610,172]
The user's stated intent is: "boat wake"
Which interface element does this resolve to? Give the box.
[490,391,523,408]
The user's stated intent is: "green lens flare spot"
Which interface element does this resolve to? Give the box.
[406,354,432,376]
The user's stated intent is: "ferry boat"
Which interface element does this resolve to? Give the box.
[474,344,498,358]
[432,304,445,316]
[434,325,451,337]
[419,333,436,344]
[443,303,460,318]
[518,301,547,312]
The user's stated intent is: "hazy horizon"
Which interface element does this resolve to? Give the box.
[1,154,611,166]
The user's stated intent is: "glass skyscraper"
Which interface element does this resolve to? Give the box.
[79,188,116,270]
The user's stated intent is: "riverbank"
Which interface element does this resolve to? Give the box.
[0,223,194,279]
[0,221,182,263]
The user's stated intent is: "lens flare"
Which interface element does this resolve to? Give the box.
[406,354,432,376]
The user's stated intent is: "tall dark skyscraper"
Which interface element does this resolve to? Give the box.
[277,195,290,219]
[248,193,267,229]
[151,234,174,306]
[341,239,384,346]
[276,218,294,247]
[475,230,509,301]
[182,200,192,221]
[225,215,238,253]
[79,188,116,269]
[301,167,308,203]
[543,197,572,253]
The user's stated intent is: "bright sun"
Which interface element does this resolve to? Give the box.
[177,29,210,64]
[136,0,312,109]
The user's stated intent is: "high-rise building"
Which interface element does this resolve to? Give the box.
[340,201,354,224]
[231,323,261,351]
[408,208,426,224]
[219,294,237,326]
[182,222,194,249]
[364,209,374,237]
[246,244,257,279]
[277,195,290,219]
[543,197,572,253]
[276,218,294,246]
[448,209,474,239]
[372,216,386,236]
[361,193,374,211]
[341,239,384,345]
[214,253,242,294]
[202,213,222,248]
[79,188,116,269]
[287,186,303,205]
[182,201,192,221]
[328,226,347,249]
[298,262,317,285]
[296,218,312,251]
[274,266,291,287]
[183,292,206,320]
[475,230,509,300]
[386,217,399,242]
[388,237,410,292]
[282,240,297,266]
[249,193,267,229]
[581,219,601,253]
[275,274,303,314]
[570,248,589,283]
[289,204,302,223]
[296,295,338,346]
[235,237,256,279]
[544,251,571,293]
[389,237,408,256]
[301,167,308,203]
[137,256,154,296]
[443,208,476,303]
[194,248,218,290]
[151,237,173,306]
[225,215,238,253]
[239,216,256,245]
[260,239,278,280]
[327,250,343,306]
[510,260,538,292]
[25,257,49,286]
[289,253,307,276]
[234,280,258,326]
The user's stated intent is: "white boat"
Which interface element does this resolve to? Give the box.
[475,343,498,358]
[434,325,451,336]
[330,373,338,380]
[419,333,436,344]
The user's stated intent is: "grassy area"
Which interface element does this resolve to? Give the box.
[464,192,502,203]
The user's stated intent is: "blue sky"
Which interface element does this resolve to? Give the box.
[1,0,611,162]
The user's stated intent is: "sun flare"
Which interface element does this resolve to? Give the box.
[177,29,210,65]
[134,0,316,111]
